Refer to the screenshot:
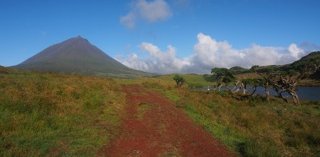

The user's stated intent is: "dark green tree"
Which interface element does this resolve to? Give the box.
[250,65,260,72]
[211,68,235,91]
[173,74,185,87]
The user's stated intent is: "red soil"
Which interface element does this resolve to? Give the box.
[103,85,235,157]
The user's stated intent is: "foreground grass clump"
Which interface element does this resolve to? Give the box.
[0,71,125,156]
[137,78,320,157]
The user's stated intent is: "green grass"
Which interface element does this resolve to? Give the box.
[0,70,125,156]
[1,68,319,156]
[153,74,213,87]
[183,103,246,149]
[179,92,320,157]
[138,77,320,157]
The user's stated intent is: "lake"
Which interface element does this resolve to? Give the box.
[191,86,320,101]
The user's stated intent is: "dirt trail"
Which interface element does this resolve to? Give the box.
[103,85,235,157]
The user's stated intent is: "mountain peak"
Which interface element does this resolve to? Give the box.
[74,35,86,40]
[66,35,89,43]
[14,37,149,77]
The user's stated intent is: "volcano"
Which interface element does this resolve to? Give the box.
[14,36,148,77]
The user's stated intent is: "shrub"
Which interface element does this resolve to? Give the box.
[173,74,185,87]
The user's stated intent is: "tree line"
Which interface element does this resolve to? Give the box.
[173,62,319,105]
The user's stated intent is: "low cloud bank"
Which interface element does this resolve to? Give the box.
[119,33,314,74]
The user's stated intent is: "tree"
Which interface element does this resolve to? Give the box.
[272,63,319,105]
[250,65,260,72]
[251,66,275,101]
[173,74,185,87]
[211,68,235,91]
[240,78,263,96]
[252,66,318,104]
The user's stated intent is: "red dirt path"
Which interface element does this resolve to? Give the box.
[103,85,235,157]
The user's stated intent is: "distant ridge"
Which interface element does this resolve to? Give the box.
[285,51,320,79]
[14,36,150,77]
[289,51,320,67]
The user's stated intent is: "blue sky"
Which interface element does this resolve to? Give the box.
[1,0,320,73]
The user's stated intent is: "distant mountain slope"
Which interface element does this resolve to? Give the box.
[229,51,320,80]
[287,51,320,69]
[287,51,320,79]
[14,36,150,77]
[229,66,249,74]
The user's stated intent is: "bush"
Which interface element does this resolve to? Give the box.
[173,74,185,87]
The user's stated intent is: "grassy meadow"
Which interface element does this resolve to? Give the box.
[1,68,319,156]
[135,75,320,157]
[0,69,125,156]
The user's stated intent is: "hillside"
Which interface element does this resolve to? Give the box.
[284,51,320,79]
[228,51,320,81]
[291,51,320,67]
[13,36,150,77]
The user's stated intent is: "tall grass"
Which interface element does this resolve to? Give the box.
[0,71,125,156]
[180,91,320,156]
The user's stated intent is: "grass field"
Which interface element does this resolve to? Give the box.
[137,76,320,157]
[0,70,125,156]
[152,74,213,87]
[179,92,320,157]
[1,69,319,156]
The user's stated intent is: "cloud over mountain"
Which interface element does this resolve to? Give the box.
[119,33,311,74]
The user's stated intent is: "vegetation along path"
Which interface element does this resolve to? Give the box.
[102,85,235,157]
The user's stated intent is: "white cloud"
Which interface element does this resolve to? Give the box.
[288,43,304,59]
[121,53,150,71]
[120,12,136,28]
[137,0,171,22]
[119,33,312,74]
[240,44,282,66]
[191,33,243,70]
[119,42,189,74]
[121,0,171,28]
